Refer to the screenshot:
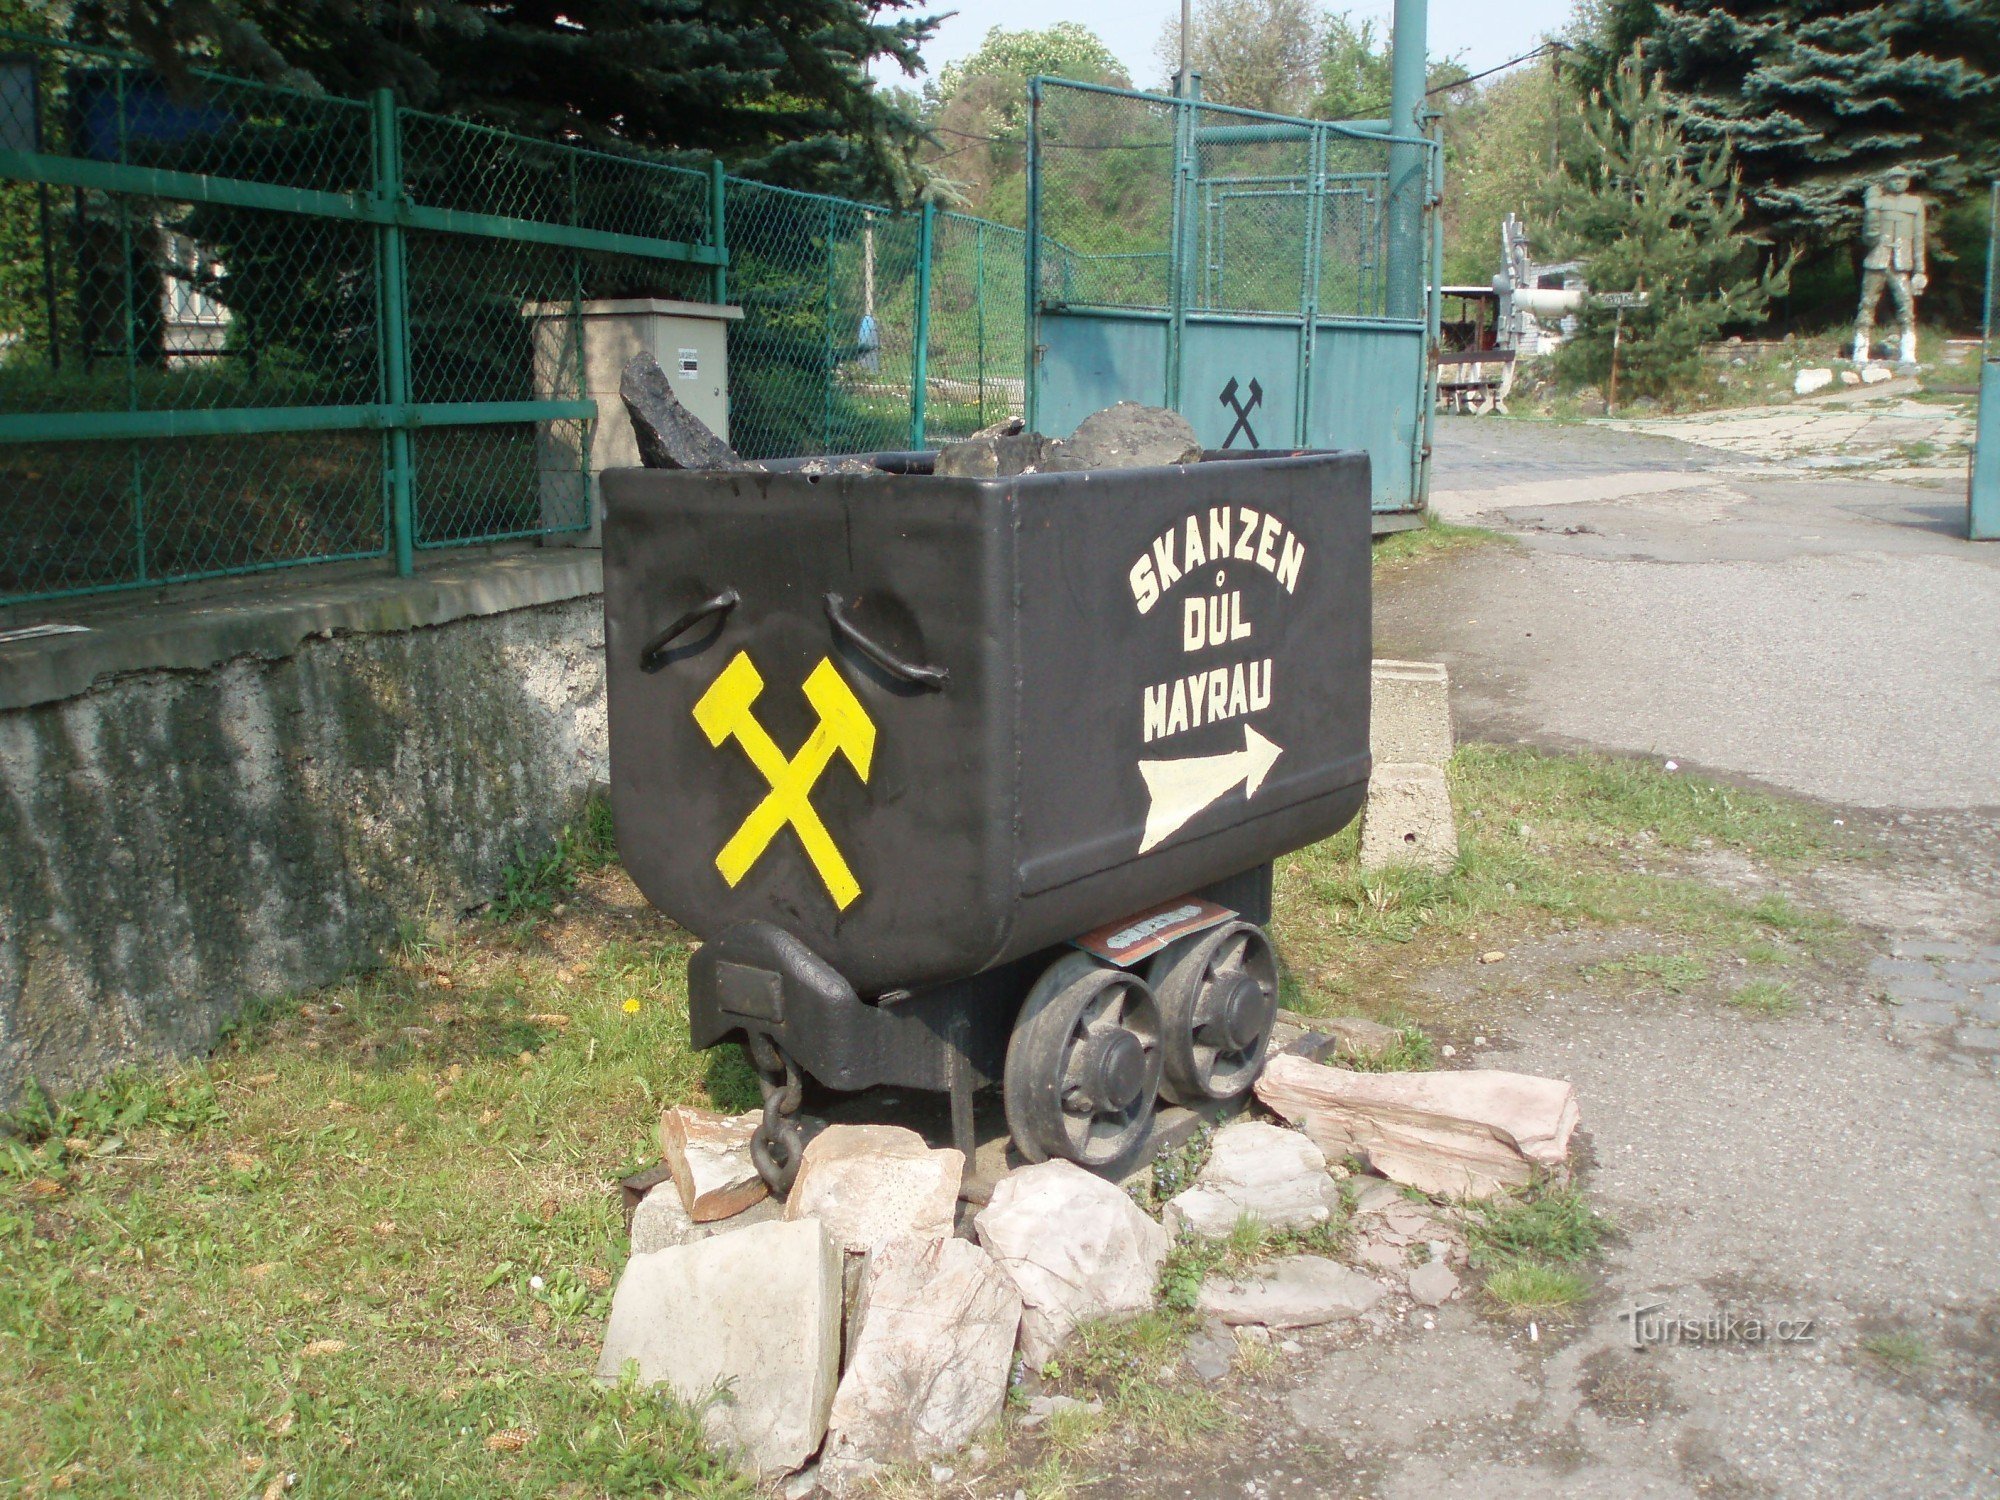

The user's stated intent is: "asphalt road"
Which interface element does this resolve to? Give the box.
[1390,414,2000,811]
[1163,411,2000,1499]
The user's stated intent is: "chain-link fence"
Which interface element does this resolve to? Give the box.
[0,35,1027,606]
[1028,81,1398,324]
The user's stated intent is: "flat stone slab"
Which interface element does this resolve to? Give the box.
[1198,1255,1384,1328]
[597,1218,841,1475]
[1163,1120,1340,1238]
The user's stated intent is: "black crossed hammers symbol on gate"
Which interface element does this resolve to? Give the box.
[1219,376,1263,449]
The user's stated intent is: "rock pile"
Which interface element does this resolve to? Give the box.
[598,1051,1581,1489]
[1256,1052,1581,1198]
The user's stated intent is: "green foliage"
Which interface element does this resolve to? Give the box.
[488,796,619,925]
[1482,1261,1591,1309]
[934,24,1126,122]
[3,1069,224,1153]
[1728,978,1797,1016]
[1463,1185,1612,1268]
[59,0,938,200]
[1538,52,1791,401]
[1333,1024,1436,1072]
[1615,0,2000,251]
[1859,1330,1932,1370]
[1161,0,1325,114]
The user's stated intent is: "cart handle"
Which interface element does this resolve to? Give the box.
[824,593,949,692]
[639,588,740,672]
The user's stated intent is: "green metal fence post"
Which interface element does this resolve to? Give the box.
[1294,125,1327,446]
[911,199,935,448]
[1971,181,1999,540]
[1166,93,1193,410]
[709,158,728,306]
[1385,0,1428,323]
[371,87,416,576]
[1024,78,1043,433]
[974,219,988,428]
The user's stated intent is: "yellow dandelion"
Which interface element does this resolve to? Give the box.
[622,998,642,1015]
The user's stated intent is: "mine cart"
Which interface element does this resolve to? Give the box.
[601,449,1372,1186]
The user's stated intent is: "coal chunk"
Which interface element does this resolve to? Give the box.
[934,430,1054,478]
[620,352,752,470]
[1048,402,1201,470]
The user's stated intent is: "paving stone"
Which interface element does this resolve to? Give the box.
[1963,999,2000,1025]
[1865,956,1934,983]
[1184,1324,1237,1384]
[1892,938,1978,960]
[1886,977,1971,1006]
[1942,960,2000,986]
[1889,1002,1962,1026]
[1406,1260,1460,1307]
[1197,1256,1385,1328]
[1956,1026,2000,1050]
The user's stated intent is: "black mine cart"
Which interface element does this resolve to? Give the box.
[602,450,1373,1187]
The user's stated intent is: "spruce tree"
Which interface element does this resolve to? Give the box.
[1579,0,2000,249]
[60,0,938,199]
[1539,50,1790,400]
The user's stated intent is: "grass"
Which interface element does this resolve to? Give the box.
[1482,1263,1592,1311]
[1462,1185,1612,1269]
[1728,978,1799,1016]
[0,806,759,1498]
[1036,1311,1228,1446]
[1859,1330,1932,1370]
[0,749,1852,1491]
[1331,1023,1436,1072]
[1459,1183,1610,1316]
[1372,514,1499,566]
[1274,744,1858,1017]
[1156,1213,1346,1314]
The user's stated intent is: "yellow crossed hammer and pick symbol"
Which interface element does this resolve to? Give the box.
[692,650,875,910]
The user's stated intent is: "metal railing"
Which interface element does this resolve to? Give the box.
[0,34,1026,606]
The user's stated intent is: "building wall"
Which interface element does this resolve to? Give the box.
[0,579,607,1109]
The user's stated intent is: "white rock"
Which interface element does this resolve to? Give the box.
[1197,1255,1385,1328]
[1407,1260,1460,1307]
[1839,369,1861,386]
[974,1159,1170,1365]
[660,1107,768,1222]
[820,1236,1020,1484]
[1255,1054,1581,1200]
[630,1183,782,1254]
[1794,367,1834,395]
[784,1124,962,1254]
[597,1218,840,1475]
[1163,1121,1341,1239]
[1861,364,1894,384]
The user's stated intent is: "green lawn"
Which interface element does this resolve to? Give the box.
[0,747,1862,1496]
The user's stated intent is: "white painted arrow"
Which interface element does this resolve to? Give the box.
[1136,725,1283,854]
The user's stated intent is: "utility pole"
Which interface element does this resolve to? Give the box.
[1177,0,1192,97]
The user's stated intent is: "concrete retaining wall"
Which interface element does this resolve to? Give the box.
[0,555,607,1108]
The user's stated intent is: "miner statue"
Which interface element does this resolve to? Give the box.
[1852,167,1928,368]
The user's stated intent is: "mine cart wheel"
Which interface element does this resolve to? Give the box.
[1146,921,1279,1106]
[1004,952,1164,1176]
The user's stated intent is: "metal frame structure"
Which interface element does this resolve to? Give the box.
[1023,77,1441,514]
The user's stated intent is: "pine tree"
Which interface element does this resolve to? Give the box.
[1582,0,2000,249]
[1539,50,1791,400]
[60,0,939,199]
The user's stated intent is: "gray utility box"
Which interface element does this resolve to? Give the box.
[525,297,742,546]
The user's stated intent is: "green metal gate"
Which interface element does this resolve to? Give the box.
[1023,78,1440,515]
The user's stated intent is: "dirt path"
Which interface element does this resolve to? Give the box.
[1016,415,2000,1499]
